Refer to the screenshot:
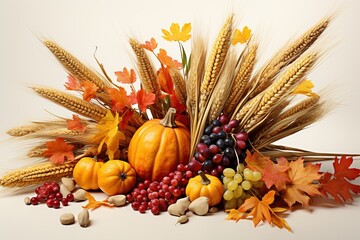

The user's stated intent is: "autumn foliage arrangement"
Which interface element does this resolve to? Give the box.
[0,13,359,231]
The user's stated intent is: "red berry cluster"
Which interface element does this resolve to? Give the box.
[27,181,74,209]
[127,164,193,215]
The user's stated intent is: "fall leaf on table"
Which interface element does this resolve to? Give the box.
[43,137,74,164]
[135,89,156,112]
[232,26,251,45]
[64,75,81,90]
[141,37,158,51]
[262,157,291,190]
[81,80,99,102]
[162,22,192,42]
[292,80,317,97]
[227,190,291,231]
[83,191,115,210]
[93,110,125,160]
[245,150,272,173]
[66,114,86,132]
[319,156,360,203]
[282,158,322,207]
[115,67,136,84]
[158,67,174,94]
[107,87,131,112]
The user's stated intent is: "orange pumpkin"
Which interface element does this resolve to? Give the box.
[73,157,104,190]
[128,108,190,181]
[186,171,224,207]
[98,160,137,196]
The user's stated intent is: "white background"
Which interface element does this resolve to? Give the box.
[0,0,360,239]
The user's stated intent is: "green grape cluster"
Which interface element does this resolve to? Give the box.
[222,164,263,209]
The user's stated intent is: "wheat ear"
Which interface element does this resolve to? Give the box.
[0,162,76,188]
[169,67,187,105]
[7,125,44,137]
[32,87,107,121]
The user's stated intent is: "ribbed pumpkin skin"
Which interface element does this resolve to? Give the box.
[73,157,104,190]
[128,119,190,181]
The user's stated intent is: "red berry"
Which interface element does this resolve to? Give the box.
[66,193,74,202]
[209,144,219,154]
[181,178,188,186]
[131,202,140,210]
[185,170,193,179]
[143,179,151,188]
[211,169,219,177]
[172,189,181,197]
[61,198,69,206]
[46,199,54,208]
[48,193,55,199]
[164,191,172,200]
[223,124,232,133]
[170,179,179,187]
[35,187,41,195]
[151,206,160,215]
[162,176,171,185]
[136,195,143,203]
[138,205,146,213]
[52,186,60,194]
[196,143,208,152]
[151,199,160,207]
[140,189,147,197]
[216,165,224,174]
[53,200,60,209]
[55,192,63,200]
[158,189,166,198]
[196,153,206,163]
[138,183,145,190]
[126,194,134,203]
[177,164,186,172]
[30,197,39,205]
[159,198,167,211]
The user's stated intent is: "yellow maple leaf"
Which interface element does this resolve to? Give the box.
[93,110,125,160]
[162,23,192,42]
[292,80,318,96]
[232,26,251,45]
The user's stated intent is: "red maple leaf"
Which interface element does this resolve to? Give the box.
[136,89,155,112]
[157,67,174,94]
[82,80,99,102]
[262,157,291,190]
[43,137,74,164]
[319,156,360,203]
[66,114,86,132]
[115,67,136,84]
[64,75,81,90]
[119,109,134,130]
[107,87,131,112]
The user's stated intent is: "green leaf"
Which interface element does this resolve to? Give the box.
[161,94,171,112]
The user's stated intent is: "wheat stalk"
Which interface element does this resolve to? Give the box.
[0,162,76,188]
[7,125,44,137]
[199,15,233,110]
[248,17,330,98]
[169,67,187,105]
[32,87,107,121]
[224,43,258,115]
[241,53,317,132]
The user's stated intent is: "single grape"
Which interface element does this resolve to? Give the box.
[222,124,232,133]
[151,206,160,215]
[223,168,236,178]
[228,119,239,129]
[66,193,74,202]
[243,168,254,181]
[252,171,263,181]
[201,135,210,142]
[211,119,221,127]
[235,132,248,141]
[212,154,223,164]
[224,138,235,147]
[203,160,214,171]
[223,189,235,201]
[224,198,237,210]
[46,199,54,208]
[222,176,232,186]
[61,198,69,206]
[234,173,243,183]
[209,133,218,142]
[236,163,245,173]
[224,147,235,159]
[210,169,219,177]
[212,126,222,134]
[177,164,186,173]
[53,200,61,209]
[196,153,206,163]
[233,186,244,198]
[209,144,219,154]
[221,156,231,167]
[216,139,225,150]
[219,114,230,125]
[241,180,252,191]
[204,125,213,135]
[236,140,247,150]
[138,205,147,213]
[131,202,140,210]
[227,180,238,191]
[217,131,227,140]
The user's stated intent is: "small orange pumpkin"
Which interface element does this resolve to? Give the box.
[128,108,190,181]
[73,157,104,190]
[186,171,224,207]
[98,160,136,196]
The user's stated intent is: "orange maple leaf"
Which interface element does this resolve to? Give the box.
[43,137,74,164]
[136,89,155,112]
[81,80,99,102]
[83,192,115,211]
[262,157,291,190]
[229,190,292,231]
[157,48,176,68]
[64,75,81,90]
[141,38,158,51]
[107,87,131,112]
[282,158,322,207]
[66,114,86,132]
[245,150,271,173]
[157,67,174,94]
[319,156,360,203]
[115,67,136,84]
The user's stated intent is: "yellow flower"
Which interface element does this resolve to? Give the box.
[162,23,192,42]
[232,26,251,45]
[93,110,125,160]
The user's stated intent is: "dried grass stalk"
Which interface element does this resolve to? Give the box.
[0,162,76,188]
[249,17,330,98]
[32,87,107,121]
[199,15,233,110]
[43,40,110,92]
[224,43,258,114]
[169,67,187,105]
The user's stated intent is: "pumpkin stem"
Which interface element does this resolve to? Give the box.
[198,171,210,185]
[159,107,177,128]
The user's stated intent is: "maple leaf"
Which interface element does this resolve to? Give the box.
[169,93,186,113]
[282,158,322,207]
[162,22,192,42]
[141,38,158,51]
[119,109,134,130]
[81,80,99,102]
[157,67,174,94]
[157,48,177,67]
[136,89,156,112]
[93,111,125,160]
[245,150,271,173]
[83,191,115,211]
[115,67,136,84]
[231,190,292,231]
[64,75,81,90]
[319,156,360,203]
[43,137,74,164]
[292,80,318,97]
[262,157,291,190]
[107,87,131,112]
[232,26,251,45]
[66,114,86,132]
